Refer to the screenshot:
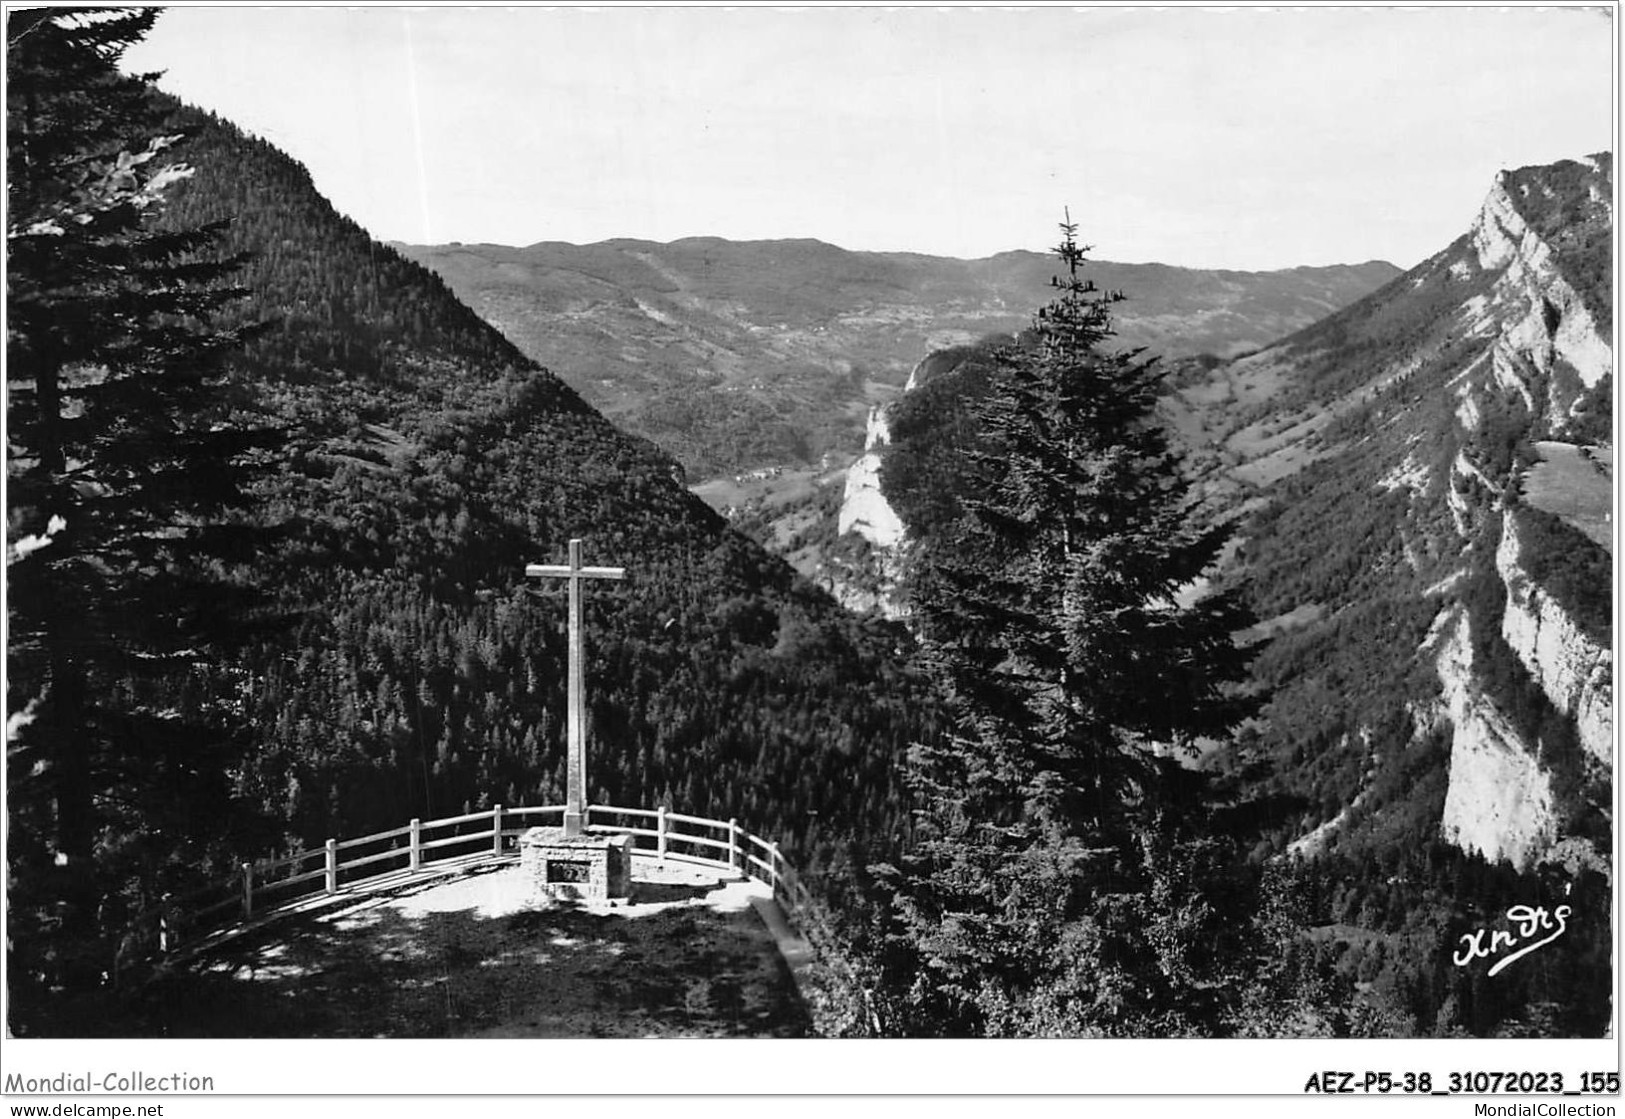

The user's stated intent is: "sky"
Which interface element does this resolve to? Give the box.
[119,4,1616,271]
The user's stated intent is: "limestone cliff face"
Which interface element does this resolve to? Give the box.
[825,400,911,618]
[837,406,906,549]
[828,343,1011,615]
[1496,511,1614,766]
[1434,611,1557,869]
[1193,155,1613,870]
[1470,165,1611,385]
[1462,158,1612,436]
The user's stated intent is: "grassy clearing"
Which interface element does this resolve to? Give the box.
[1523,441,1612,552]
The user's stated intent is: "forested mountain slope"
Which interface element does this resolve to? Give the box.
[162,105,939,853]
[395,237,1398,476]
[9,95,940,1034]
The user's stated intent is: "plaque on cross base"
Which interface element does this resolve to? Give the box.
[519,827,633,903]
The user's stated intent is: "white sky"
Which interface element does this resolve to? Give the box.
[119,4,1616,270]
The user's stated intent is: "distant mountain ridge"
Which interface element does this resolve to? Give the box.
[394,236,1399,477]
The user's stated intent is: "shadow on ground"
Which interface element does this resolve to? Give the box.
[38,871,808,1038]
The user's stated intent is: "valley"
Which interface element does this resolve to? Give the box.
[7,6,1611,1045]
[396,238,1399,479]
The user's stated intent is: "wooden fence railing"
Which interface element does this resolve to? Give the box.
[114,803,815,978]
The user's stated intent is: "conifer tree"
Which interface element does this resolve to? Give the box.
[7,7,277,988]
[873,216,1256,1036]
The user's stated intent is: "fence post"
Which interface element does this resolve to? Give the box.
[727,818,740,876]
[656,806,668,862]
[768,841,781,889]
[241,862,253,919]
[325,839,338,893]
[493,804,504,855]
[409,818,421,872]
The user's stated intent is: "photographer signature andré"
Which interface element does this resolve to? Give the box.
[1453,903,1572,977]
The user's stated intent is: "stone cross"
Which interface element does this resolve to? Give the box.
[526,538,626,836]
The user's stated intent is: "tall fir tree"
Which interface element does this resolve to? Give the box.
[6,7,278,995]
[872,216,1257,1036]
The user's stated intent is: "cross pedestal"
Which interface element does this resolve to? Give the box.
[519,827,633,904]
[525,538,625,837]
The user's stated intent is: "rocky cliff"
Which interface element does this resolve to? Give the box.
[827,342,1002,618]
[1468,157,1613,416]
[1429,159,1612,867]
[837,406,907,550]
[1433,609,1558,869]
[825,403,911,618]
[1215,154,1613,868]
[1496,510,1614,766]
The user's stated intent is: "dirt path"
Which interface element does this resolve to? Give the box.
[112,861,810,1038]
